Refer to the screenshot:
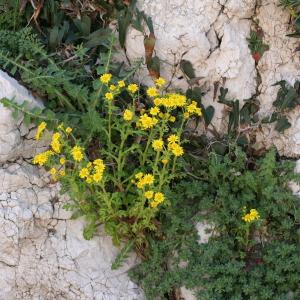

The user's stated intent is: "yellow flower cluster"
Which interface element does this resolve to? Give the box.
[242,208,260,223]
[33,150,54,166]
[35,122,47,140]
[51,133,61,153]
[144,190,165,208]
[186,101,202,117]
[138,114,158,130]
[71,146,84,162]
[154,93,187,109]
[135,173,155,189]
[150,192,165,208]
[79,159,106,183]
[167,135,184,157]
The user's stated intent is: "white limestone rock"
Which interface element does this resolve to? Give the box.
[0,162,144,300]
[0,70,44,164]
[125,0,257,132]
[255,1,300,157]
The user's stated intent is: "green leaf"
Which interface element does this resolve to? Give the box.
[74,15,91,36]
[275,116,291,132]
[211,141,227,155]
[111,240,135,270]
[83,221,97,240]
[180,60,195,79]
[203,105,215,126]
[118,9,132,48]
[49,26,59,49]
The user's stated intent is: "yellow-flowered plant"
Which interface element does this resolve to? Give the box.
[237,207,262,253]
[32,74,202,247]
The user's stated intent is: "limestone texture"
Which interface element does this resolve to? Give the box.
[125,0,300,157]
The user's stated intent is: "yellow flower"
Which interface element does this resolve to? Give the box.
[170,143,184,157]
[135,172,144,179]
[161,159,168,165]
[169,116,176,123]
[33,150,53,166]
[100,73,112,84]
[50,168,57,175]
[150,192,165,208]
[105,92,114,101]
[136,173,154,188]
[118,80,125,88]
[183,112,190,119]
[160,94,187,109]
[71,146,84,162]
[139,114,158,129]
[94,164,105,174]
[149,107,160,116]
[155,77,166,87]
[51,133,61,153]
[109,85,117,91]
[152,139,164,151]
[142,174,154,185]
[168,135,179,144]
[59,170,65,176]
[123,109,133,121]
[128,84,138,93]
[93,159,104,166]
[93,172,103,183]
[86,177,93,184]
[66,127,72,134]
[242,209,260,223]
[187,101,202,116]
[147,87,159,97]
[60,157,66,165]
[154,98,164,106]
[144,191,154,199]
[35,122,47,140]
[79,167,89,179]
[87,162,92,168]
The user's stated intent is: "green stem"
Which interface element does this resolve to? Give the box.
[91,35,115,109]
[141,129,154,166]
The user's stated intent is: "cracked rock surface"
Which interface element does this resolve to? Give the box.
[125,0,300,157]
[0,72,144,300]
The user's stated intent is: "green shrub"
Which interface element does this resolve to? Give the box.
[130,146,300,299]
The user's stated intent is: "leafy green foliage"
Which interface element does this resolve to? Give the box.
[130,147,300,299]
[111,240,135,270]
[279,0,300,37]
[247,29,269,62]
[263,80,300,132]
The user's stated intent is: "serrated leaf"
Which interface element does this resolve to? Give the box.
[111,240,134,270]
